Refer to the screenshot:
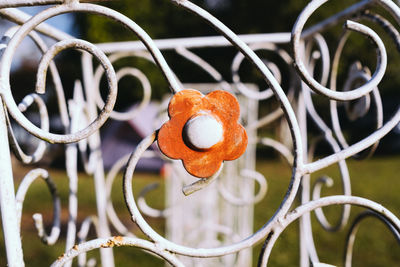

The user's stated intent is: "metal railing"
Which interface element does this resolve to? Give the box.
[0,0,399,266]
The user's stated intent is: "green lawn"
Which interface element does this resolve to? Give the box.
[1,156,399,266]
[254,156,400,267]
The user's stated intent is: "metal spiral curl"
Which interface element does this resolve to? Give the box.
[292,2,387,101]
[1,25,69,164]
[77,216,98,267]
[6,93,49,164]
[231,42,294,100]
[137,182,171,218]
[300,35,352,233]
[105,150,161,236]
[344,211,400,267]
[257,196,400,266]
[330,62,383,159]
[1,19,117,143]
[218,169,268,206]
[15,169,61,245]
[93,52,154,121]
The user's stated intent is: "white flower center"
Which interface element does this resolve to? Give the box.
[184,115,223,150]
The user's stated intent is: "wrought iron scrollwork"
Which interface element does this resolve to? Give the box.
[0,0,399,266]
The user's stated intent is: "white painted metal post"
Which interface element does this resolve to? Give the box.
[81,52,115,267]
[0,102,25,267]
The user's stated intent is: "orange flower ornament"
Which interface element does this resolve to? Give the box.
[158,89,248,178]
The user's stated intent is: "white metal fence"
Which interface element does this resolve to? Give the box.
[0,0,399,266]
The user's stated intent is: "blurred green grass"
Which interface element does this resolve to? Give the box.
[1,156,399,266]
[254,156,400,266]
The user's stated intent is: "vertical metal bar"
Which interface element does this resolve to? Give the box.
[64,143,78,267]
[298,90,310,267]
[239,91,258,267]
[0,101,25,267]
[81,52,115,267]
[299,88,319,265]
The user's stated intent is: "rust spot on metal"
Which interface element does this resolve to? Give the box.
[113,236,123,243]
[57,253,65,261]
[102,239,116,248]
[72,244,78,250]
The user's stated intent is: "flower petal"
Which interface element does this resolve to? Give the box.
[168,89,203,118]
[158,114,191,160]
[182,154,223,178]
[205,90,241,122]
[221,123,248,161]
